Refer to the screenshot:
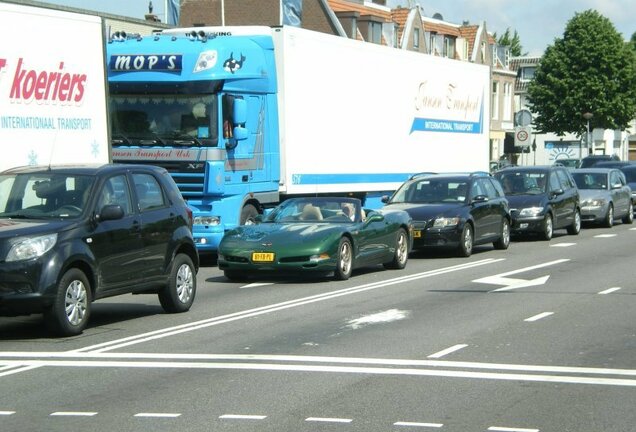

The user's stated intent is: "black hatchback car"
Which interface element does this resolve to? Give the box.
[494,165,581,240]
[0,164,199,336]
[383,172,511,257]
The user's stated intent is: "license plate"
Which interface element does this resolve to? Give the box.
[413,230,422,238]
[252,252,275,262]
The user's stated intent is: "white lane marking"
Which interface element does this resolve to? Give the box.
[598,287,621,295]
[427,344,468,359]
[219,414,267,420]
[75,259,504,354]
[50,412,98,417]
[394,421,443,428]
[550,242,575,247]
[473,259,568,292]
[488,427,539,432]
[134,412,181,418]
[0,411,15,415]
[594,234,617,238]
[2,357,636,386]
[306,417,352,423]
[346,309,408,329]
[524,312,554,322]
[631,228,636,231]
[240,282,274,289]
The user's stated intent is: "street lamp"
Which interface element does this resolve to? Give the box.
[582,112,593,165]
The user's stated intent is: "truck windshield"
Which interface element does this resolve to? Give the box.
[110,94,218,147]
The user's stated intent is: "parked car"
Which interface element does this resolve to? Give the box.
[494,165,581,240]
[571,168,633,226]
[553,158,579,169]
[579,154,620,168]
[0,164,199,336]
[218,197,412,281]
[592,161,634,169]
[382,172,511,257]
[613,164,636,214]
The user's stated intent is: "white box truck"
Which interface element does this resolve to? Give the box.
[108,26,490,252]
[0,2,110,172]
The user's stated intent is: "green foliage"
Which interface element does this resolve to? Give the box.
[527,10,636,135]
[496,27,526,57]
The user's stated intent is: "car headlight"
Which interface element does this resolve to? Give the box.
[6,233,57,262]
[194,216,221,226]
[433,217,460,228]
[518,207,544,217]
[582,199,606,208]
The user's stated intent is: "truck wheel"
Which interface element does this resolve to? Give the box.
[384,228,408,269]
[334,237,353,280]
[44,268,91,337]
[240,204,259,225]
[159,254,196,313]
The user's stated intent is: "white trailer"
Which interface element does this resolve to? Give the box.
[0,2,110,173]
[272,26,490,197]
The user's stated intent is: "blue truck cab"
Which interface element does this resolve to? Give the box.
[107,27,280,253]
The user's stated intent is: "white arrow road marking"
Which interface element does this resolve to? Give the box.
[473,259,569,292]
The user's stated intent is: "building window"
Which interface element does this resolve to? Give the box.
[393,24,399,48]
[503,82,512,121]
[491,81,499,120]
[413,28,420,50]
[443,37,455,59]
[520,66,536,81]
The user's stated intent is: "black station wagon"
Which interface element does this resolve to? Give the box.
[0,164,199,336]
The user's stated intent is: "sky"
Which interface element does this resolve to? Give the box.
[39,0,635,56]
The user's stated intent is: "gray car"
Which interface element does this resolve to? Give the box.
[571,168,633,227]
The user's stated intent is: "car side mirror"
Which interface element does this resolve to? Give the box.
[550,188,565,197]
[364,213,384,224]
[611,183,622,190]
[472,195,489,203]
[98,204,124,222]
[381,195,390,204]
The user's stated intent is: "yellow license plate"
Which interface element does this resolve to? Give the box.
[252,252,275,262]
[413,230,422,238]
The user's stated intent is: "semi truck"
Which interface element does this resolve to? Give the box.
[0,2,110,172]
[107,25,490,253]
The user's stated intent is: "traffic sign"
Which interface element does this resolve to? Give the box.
[514,126,532,148]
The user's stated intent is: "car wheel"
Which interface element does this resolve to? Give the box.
[44,268,91,337]
[622,205,634,224]
[493,218,510,250]
[224,270,248,282]
[567,208,581,235]
[603,204,614,228]
[457,223,473,257]
[334,237,353,280]
[384,228,409,270]
[159,253,196,313]
[541,213,553,240]
[240,204,259,225]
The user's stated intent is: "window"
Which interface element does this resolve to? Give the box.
[98,175,132,215]
[520,66,536,81]
[491,81,499,120]
[133,173,166,212]
[413,28,420,50]
[443,37,455,59]
[503,82,512,121]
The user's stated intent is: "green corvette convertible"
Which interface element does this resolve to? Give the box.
[218,197,413,281]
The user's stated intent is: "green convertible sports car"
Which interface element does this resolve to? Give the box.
[218,197,413,281]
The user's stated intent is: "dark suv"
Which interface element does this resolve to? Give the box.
[0,164,199,336]
[580,154,620,168]
[383,172,511,257]
[494,165,581,240]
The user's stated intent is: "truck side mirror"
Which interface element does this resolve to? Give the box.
[233,98,247,124]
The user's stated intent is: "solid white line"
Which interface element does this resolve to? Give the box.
[394,421,443,427]
[598,287,621,295]
[427,344,468,359]
[524,312,554,322]
[134,412,181,418]
[219,414,267,420]
[306,417,352,423]
[50,411,98,416]
[0,411,15,415]
[488,427,539,432]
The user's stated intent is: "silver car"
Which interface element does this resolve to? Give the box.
[571,168,633,227]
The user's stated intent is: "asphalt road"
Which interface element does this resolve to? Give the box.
[1,222,635,432]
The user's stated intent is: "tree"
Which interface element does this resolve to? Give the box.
[495,27,526,57]
[527,10,636,135]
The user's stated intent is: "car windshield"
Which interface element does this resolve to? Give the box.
[571,172,608,190]
[265,198,362,223]
[390,179,469,204]
[496,172,546,195]
[0,173,95,219]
